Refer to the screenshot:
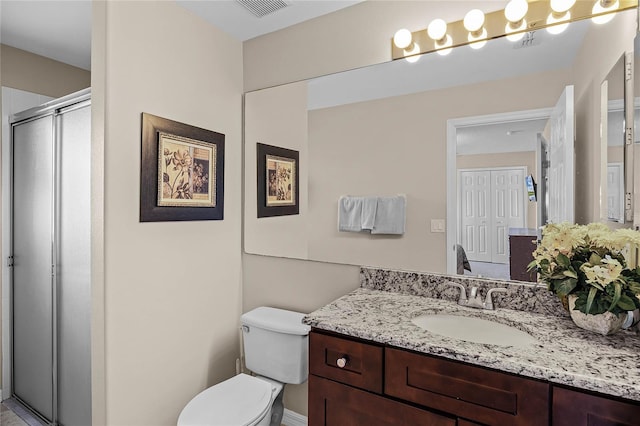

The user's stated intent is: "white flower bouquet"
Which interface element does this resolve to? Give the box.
[529,223,640,315]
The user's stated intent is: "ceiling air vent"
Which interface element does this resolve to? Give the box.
[236,0,290,18]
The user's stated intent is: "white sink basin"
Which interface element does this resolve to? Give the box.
[411,314,536,347]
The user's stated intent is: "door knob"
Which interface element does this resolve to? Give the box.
[336,356,349,368]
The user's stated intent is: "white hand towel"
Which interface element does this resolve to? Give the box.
[361,197,378,231]
[338,196,364,232]
[371,195,406,235]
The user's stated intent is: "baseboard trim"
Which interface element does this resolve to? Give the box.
[282,408,307,426]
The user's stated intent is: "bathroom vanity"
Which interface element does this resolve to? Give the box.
[304,269,640,426]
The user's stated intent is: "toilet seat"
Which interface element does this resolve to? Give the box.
[177,373,274,426]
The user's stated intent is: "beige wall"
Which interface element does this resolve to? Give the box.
[0,44,90,399]
[1,44,90,97]
[92,2,243,424]
[457,151,537,229]
[244,81,309,259]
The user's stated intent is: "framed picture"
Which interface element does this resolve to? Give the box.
[140,113,225,222]
[257,143,299,217]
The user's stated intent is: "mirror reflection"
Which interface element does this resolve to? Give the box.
[603,55,626,223]
[244,9,636,283]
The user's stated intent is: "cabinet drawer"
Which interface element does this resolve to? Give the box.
[309,331,383,393]
[553,386,640,426]
[385,348,549,426]
[309,375,455,426]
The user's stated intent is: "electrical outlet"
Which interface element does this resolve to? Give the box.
[430,219,445,233]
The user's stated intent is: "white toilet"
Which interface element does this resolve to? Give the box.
[177,307,311,426]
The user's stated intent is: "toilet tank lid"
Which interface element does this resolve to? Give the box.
[241,307,311,336]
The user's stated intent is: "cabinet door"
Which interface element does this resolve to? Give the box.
[309,375,455,426]
[385,348,549,426]
[553,387,640,426]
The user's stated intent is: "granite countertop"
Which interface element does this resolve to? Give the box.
[303,287,640,402]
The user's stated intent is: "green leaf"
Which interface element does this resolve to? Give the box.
[563,269,578,279]
[617,294,637,311]
[554,278,577,297]
[586,287,599,314]
[557,253,571,267]
[608,281,622,312]
[588,253,602,265]
[587,281,605,291]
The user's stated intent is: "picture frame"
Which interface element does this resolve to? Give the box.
[140,113,225,222]
[257,143,299,218]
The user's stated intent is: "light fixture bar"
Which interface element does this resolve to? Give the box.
[391,0,637,60]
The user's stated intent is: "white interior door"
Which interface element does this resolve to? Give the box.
[548,85,575,223]
[460,168,526,264]
[607,162,624,222]
[491,169,526,264]
[459,170,491,262]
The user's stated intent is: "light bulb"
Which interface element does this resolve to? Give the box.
[464,9,485,32]
[592,0,619,24]
[546,11,570,34]
[505,0,529,23]
[435,34,453,56]
[404,42,421,63]
[505,20,527,42]
[393,29,413,49]
[468,28,487,49]
[550,0,576,13]
[427,19,447,41]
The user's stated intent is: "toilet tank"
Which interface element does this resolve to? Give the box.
[241,307,311,384]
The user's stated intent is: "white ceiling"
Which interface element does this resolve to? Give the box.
[176,0,364,41]
[0,0,93,70]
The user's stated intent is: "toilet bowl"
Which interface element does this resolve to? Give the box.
[177,307,310,426]
[177,373,283,426]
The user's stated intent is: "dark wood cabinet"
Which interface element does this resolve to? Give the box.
[508,228,538,282]
[552,387,640,426]
[385,347,549,426]
[309,375,455,426]
[308,329,640,426]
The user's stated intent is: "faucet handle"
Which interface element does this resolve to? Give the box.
[445,281,467,303]
[484,287,507,310]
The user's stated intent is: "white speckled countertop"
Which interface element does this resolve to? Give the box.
[303,287,640,402]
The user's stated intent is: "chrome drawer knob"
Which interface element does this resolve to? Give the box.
[336,357,348,368]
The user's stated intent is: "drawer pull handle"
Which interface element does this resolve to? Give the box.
[336,356,349,368]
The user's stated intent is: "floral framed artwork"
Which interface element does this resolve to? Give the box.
[257,143,299,217]
[140,113,225,222]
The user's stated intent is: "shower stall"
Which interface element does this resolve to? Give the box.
[9,88,91,425]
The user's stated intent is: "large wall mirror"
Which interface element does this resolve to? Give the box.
[244,8,637,283]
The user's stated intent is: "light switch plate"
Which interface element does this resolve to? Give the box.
[431,219,445,233]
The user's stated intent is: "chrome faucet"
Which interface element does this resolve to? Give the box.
[445,282,507,310]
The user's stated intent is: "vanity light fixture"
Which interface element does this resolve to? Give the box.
[390,0,638,61]
[504,0,529,42]
[427,19,453,56]
[464,9,487,49]
[591,0,620,24]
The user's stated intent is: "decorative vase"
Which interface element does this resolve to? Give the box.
[567,295,626,336]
